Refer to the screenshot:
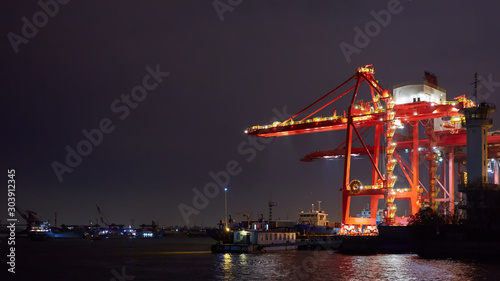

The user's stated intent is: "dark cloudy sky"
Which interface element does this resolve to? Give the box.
[2,1,500,227]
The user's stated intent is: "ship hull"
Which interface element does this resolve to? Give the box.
[295,224,337,235]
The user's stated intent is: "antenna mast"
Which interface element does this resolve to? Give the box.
[471,72,481,104]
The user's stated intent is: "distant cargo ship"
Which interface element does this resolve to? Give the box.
[295,201,340,235]
[28,221,52,241]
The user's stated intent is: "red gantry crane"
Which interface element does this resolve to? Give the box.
[245,65,500,234]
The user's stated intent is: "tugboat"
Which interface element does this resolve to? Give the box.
[211,221,298,253]
[206,215,249,243]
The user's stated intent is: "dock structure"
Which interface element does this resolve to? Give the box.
[458,103,500,231]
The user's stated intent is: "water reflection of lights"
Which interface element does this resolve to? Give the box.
[347,254,419,280]
[378,254,410,280]
[217,253,290,280]
[223,253,232,270]
[213,252,485,280]
[239,253,248,265]
[345,254,481,280]
[221,253,234,281]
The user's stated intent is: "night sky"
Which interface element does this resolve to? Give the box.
[2,1,500,228]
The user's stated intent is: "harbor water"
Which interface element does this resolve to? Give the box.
[4,235,500,280]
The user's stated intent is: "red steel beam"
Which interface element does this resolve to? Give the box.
[246,103,463,138]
